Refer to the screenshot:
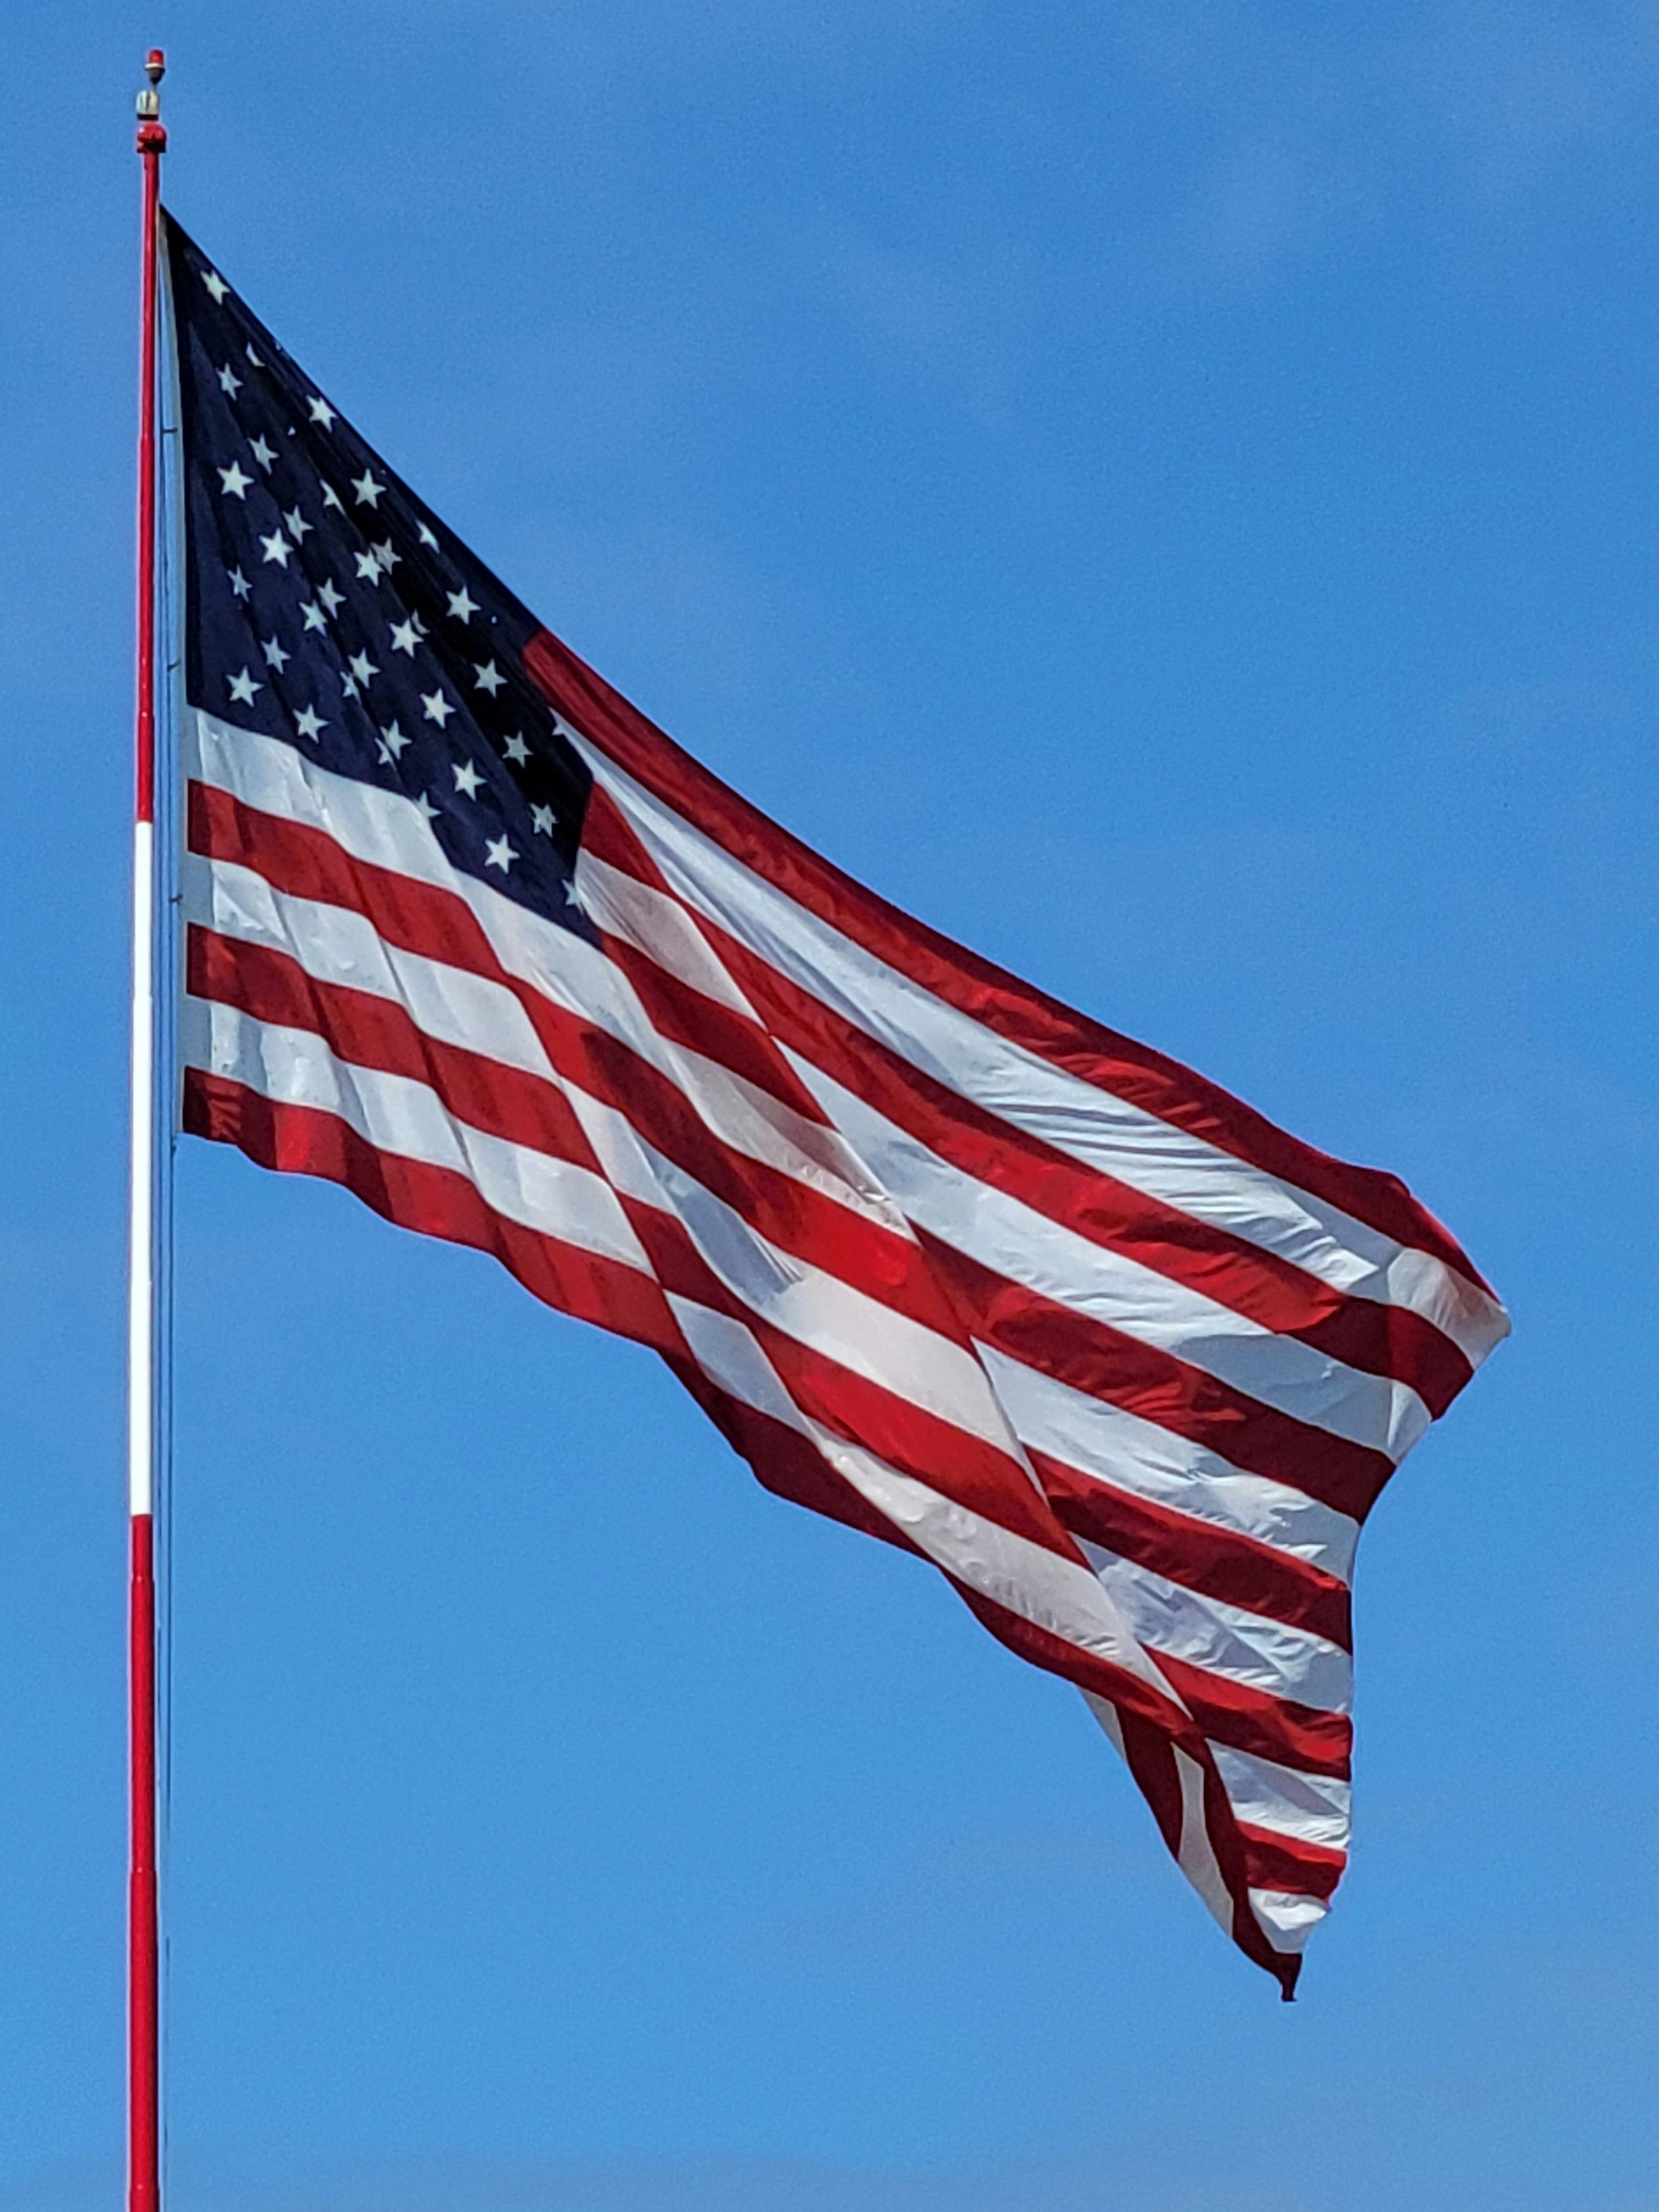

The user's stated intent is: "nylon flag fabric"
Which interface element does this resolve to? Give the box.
[162,211,1508,1995]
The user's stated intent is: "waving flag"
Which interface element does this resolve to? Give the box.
[162,211,1508,1994]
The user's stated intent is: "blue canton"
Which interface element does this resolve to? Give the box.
[165,211,595,941]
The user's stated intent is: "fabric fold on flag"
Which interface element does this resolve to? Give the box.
[161,208,1508,1994]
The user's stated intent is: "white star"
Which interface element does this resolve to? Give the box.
[531,803,556,836]
[307,395,337,428]
[261,635,290,672]
[379,720,409,757]
[452,759,483,797]
[259,530,292,567]
[414,792,439,825]
[218,461,251,499]
[245,343,263,368]
[318,578,345,614]
[227,667,262,706]
[352,469,385,507]
[355,550,383,583]
[217,362,242,397]
[201,269,229,303]
[249,434,276,471]
[283,505,312,541]
[484,834,518,873]
[473,659,504,696]
[341,673,360,701]
[563,877,583,909]
[349,650,379,686]
[503,731,531,765]
[320,480,344,512]
[227,566,251,600]
[300,599,326,633]
[371,538,400,572]
[295,706,326,740]
[422,689,454,726]
[447,587,478,622]
[389,617,421,656]
[417,521,438,549]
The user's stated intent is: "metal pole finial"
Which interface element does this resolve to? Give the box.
[136,47,166,148]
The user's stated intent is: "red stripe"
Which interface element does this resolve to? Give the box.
[580,786,836,1130]
[690,916,1471,1414]
[541,1016,981,1351]
[949,1589,1204,1759]
[182,1070,682,1359]
[1032,1447,1353,1650]
[601,926,832,1126]
[1238,1822,1347,1903]
[523,624,1494,1298]
[1117,1706,1185,1857]
[187,926,603,1177]
[1202,1758,1302,1998]
[921,1234,1392,1525]
[664,1357,917,1555]
[1160,1647,1352,1780]
[190,780,497,977]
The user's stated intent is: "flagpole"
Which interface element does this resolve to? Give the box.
[129,46,167,2212]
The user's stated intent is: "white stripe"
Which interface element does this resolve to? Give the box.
[1174,1746,1233,1932]
[181,997,652,1276]
[188,709,461,898]
[575,848,760,1018]
[1077,1539,1353,1716]
[1249,1888,1328,1953]
[185,853,556,1080]
[974,1342,1359,1578]
[578,737,1507,1369]
[787,1052,1426,1460]
[1082,1688,1126,1755]
[1211,1743,1351,1851]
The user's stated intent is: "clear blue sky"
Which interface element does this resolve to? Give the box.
[3,7,1655,2208]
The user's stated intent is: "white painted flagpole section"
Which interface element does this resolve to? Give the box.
[129,46,167,2212]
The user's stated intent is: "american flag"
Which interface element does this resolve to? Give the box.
[163,210,1508,1995]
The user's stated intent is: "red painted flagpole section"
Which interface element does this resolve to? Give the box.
[129,47,167,2212]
